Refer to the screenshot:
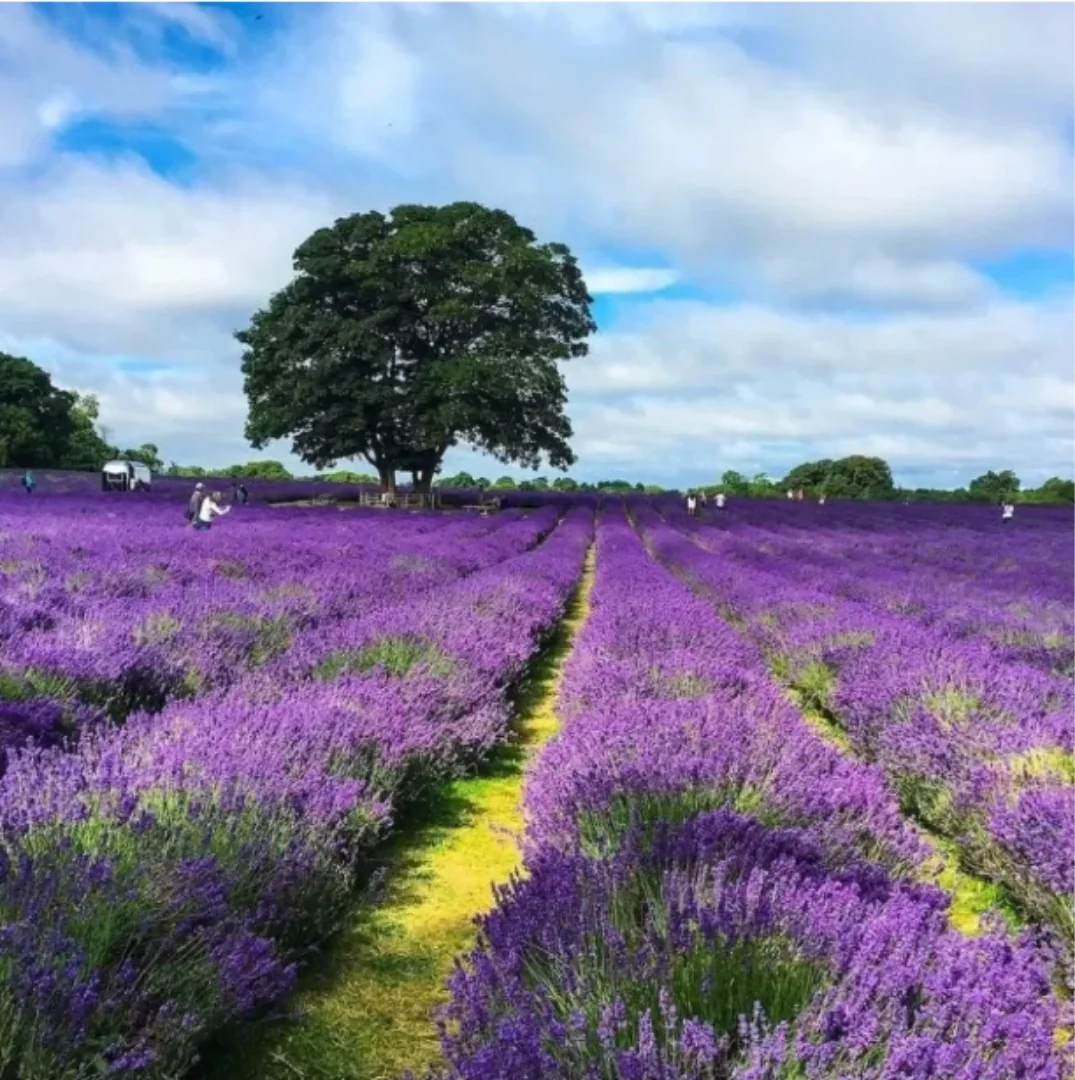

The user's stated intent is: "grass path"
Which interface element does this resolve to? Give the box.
[786,686,1014,936]
[204,546,596,1080]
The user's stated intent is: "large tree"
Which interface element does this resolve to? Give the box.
[0,353,77,468]
[237,202,595,494]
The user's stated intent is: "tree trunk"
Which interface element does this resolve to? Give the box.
[411,467,435,497]
[376,463,396,495]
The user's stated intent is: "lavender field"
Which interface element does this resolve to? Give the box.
[0,483,1072,1079]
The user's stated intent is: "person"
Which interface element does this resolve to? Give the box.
[786,489,794,500]
[238,483,249,505]
[21,471,35,495]
[194,490,231,531]
[818,495,826,505]
[715,491,726,510]
[686,493,697,517]
[231,481,240,504]
[1001,501,1015,523]
[186,482,205,524]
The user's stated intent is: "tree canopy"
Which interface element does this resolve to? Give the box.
[0,352,77,468]
[968,469,1021,502]
[779,456,894,499]
[64,393,116,472]
[237,202,596,493]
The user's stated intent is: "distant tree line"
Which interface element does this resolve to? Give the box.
[695,458,1073,505]
[162,460,294,480]
[4,352,1070,504]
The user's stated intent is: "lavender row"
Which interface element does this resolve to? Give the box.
[0,506,592,1079]
[430,507,1065,1078]
[0,500,559,754]
[676,500,1072,675]
[644,502,1075,958]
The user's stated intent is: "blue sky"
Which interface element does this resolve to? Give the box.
[0,2,1071,488]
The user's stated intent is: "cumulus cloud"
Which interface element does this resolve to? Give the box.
[0,2,1070,486]
[562,296,1073,484]
[0,158,342,358]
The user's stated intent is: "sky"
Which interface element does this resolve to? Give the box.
[0,2,1072,489]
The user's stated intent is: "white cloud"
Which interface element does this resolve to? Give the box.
[558,296,1073,483]
[0,5,196,166]
[267,4,1071,281]
[0,158,341,358]
[143,3,238,53]
[759,256,995,310]
[0,2,1070,487]
[584,267,680,295]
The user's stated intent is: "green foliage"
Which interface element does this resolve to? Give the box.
[117,443,164,473]
[238,201,596,492]
[1035,476,1074,503]
[522,815,828,1071]
[719,469,750,494]
[314,637,455,681]
[318,470,379,484]
[223,460,292,480]
[63,393,114,471]
[435,471,477,489]
[1006,476,1073,505]
[780,456,895,500]
[968,469,1020,502]
[552,476,578,491]
[492,475,517,489]
[747,472,779,497]
[782,459,833,494]
[0,352,77,468]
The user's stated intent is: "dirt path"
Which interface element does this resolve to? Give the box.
[207,547,596,1080]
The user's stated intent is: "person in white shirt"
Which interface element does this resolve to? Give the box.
[818,495,826,505]
[1001,502,1014,523]
[686,494,697,517]
[194,490,231,531]
[715,492,726,510]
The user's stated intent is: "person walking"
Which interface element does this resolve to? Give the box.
[238,483,249,505]
[686,493,697,517]
[715,492,726,510]
[186,482,205,524]
[1001,501,1015,523]
[194,490,231,531]
[21,471,35,495]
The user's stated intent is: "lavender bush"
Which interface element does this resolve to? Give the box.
[0,487,591,1077]
[434,503,1070,1080]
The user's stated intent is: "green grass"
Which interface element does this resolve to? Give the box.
[199,547,596,1080]
[314,637,455,682]
[788,683,1018,938]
